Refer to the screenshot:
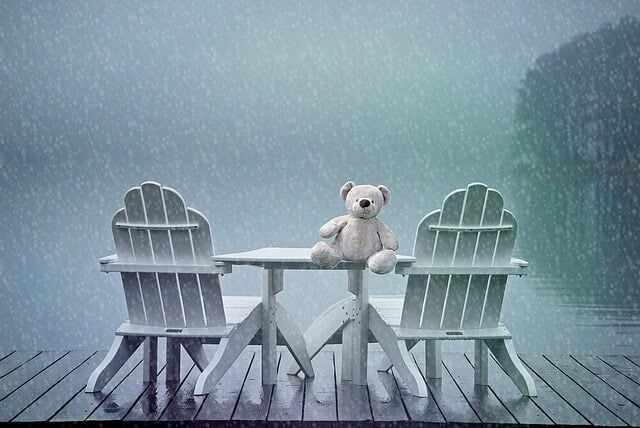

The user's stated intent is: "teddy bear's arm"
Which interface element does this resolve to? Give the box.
[319,215,349,238]
[377,220,399,251]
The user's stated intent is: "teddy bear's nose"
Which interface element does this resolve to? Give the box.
[359,199,370,208]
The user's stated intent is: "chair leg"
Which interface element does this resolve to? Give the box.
[182,338,209,371]
[86,335,145,392]
[377,339,419,372]
[143,337,158,383]
[194,304,262,395]
[287,298,351,375]
[275,302,314,378]
[474,340,488,385]
[368,306,428,397]
[166,338,181,382]
[425,340,442,379]
[485,338,537,396]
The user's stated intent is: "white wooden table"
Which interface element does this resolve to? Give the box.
[213,247,416,385]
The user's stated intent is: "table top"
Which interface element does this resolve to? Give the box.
[212,247,416,270]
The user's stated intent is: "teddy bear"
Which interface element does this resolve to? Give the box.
[310,181,398,274]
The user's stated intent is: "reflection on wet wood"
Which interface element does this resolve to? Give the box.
[0,345,638,424]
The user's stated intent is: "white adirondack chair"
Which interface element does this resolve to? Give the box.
[86,181,262,395]
[369,182,537,397]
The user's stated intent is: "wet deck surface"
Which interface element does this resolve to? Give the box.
[0,346,639,426]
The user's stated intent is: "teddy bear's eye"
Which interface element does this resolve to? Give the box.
[356,199,359,202]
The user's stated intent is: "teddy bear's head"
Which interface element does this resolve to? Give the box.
[340,181,391,219]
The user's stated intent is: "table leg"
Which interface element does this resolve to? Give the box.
[342,270,368,385]
[262,269,283,384]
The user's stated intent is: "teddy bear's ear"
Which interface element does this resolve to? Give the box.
[378,185,391,206]
[340,181,355,200]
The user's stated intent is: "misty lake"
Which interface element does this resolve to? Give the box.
[1,1,638,356]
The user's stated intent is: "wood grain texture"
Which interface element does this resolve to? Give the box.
[0,351,93,421]
[302,349,337,421]
[463,352,550,424]
[521,354,624,426]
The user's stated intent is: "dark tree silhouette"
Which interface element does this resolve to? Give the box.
[515,16,640,167]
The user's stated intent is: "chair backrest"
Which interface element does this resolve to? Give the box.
[400,182,517,331]
[111,181,225,328]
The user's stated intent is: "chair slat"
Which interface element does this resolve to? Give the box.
[163,187,193,265]
[432,190,464,266]
[111,209,134,263]
[157,273,185,327]
[480,275,507,328]
[420,275,448,329]
[199,274,226,326]
[142,182,173,264]
[474,189,504,266]
[139,272,165,326]
[440,274,470,329]
[412,211,440,264]
[400,276,428,328]
[178,273,206,326]
[124,188,153,263]
[453,183,487,266]
[121,272,146,324]
[494,211,517,266]
[188,208,214,264]
[460,275,489,329]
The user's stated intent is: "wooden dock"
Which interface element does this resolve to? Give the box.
[0,346,639,426]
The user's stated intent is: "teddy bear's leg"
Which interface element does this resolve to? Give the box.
[367,249,397,274]
[311,242,343,268]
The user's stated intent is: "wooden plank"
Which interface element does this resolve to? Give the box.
[546,354,640,426]
[400,275,428,328]
[232,349,278,421]
[625,355,640,371]
[574,355,640,406]
[474,189,503,266]
[421,275,448,329]
[0,351,93,421]
[14,352,107,422]
[163,187,193,265]
[432,189,465,265]
[460,275,489,329]
[267,352,304,421]
[334,348,372,421]
[0,352,12,362]
[199,274,225,327]
[391,362,444,423]
[463,352,551,424]
[178,273,206,327]
[367,351,407,421]
[0,351,66,401]
[87,349,167,421]
[413,352,480,423]
[480,275,507,328]
[440,274,469,329]
[141,182,173,265]
[158,362,202,421]
[125,350,193,421]
[520,354,624,426]
[139,272,165,326]
[196,349,255,421]
[0,351,40,379]
[187,208,213,264]
[302,349,337,421]
[599,355,640,385]
[442,353,516,424]
[501,354,587,425]
[52,353,142,421]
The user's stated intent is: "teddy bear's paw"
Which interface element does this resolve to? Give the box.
[367,249,397,274]
[311,242,342,268]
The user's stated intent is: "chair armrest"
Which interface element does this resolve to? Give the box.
[98,254,232,275]
[510,258,529,268]
[99,254,118,265]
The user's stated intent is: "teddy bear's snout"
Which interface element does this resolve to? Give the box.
[359,199,371,208]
